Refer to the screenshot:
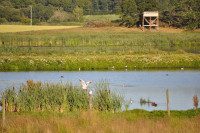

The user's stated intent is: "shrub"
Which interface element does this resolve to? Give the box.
[120,0,138,27]
[0,18,8,23]
[20,17,31,24]
[32,19,40,25]
[84,21,112,27]
[73,6,84,22]
[48,10,74,23]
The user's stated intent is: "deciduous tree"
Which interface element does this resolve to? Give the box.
[120,0,138,27]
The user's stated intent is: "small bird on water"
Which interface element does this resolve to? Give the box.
[130,98,133,104]
[151,102,157,107]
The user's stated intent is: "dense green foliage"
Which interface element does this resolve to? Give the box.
[0,0,200,28]
[0,0,121,24]
[120,0,138,27]
[73,6,84,22]
[120,0,200,29]
[161,0,200,29]
[1,80,123,112]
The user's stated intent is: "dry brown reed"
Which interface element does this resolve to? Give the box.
[193,95,199,110]
[23,80,41,90]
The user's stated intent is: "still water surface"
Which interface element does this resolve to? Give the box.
[0,70,200,111]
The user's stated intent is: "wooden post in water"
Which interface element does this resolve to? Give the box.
[2,95,5,129]
[13,82,15,90]
[89,90,93,117]
[166,89,170,116]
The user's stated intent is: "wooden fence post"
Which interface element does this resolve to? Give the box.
[166,89,170,116]
[89,90,93,117]
[2,95,5,129]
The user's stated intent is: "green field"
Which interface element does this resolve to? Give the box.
[1,27,200,47]
[84,14,120,22]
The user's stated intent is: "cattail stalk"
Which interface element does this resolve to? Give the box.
[193,95,199,110]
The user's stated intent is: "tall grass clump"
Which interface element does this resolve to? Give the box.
[93,80,123,112]
[1,80,123,112]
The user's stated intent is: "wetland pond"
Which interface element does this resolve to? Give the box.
[0,70,200,111]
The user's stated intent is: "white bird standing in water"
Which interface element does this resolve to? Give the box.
[79,79,92,90]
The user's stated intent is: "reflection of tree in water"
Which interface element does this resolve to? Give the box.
[140,98,157,107]
[140,98,151,107]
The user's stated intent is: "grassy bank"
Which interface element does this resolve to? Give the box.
[0,54,200,71]
[0,109,199,133]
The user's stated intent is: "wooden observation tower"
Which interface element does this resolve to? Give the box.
[142,11,159,31]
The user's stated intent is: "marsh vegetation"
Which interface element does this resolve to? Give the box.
[0,27,200,71]
[1,80,123,112]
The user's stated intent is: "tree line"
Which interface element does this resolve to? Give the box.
[121,0,200,29]
[0,0,120,24]
[0,0,199,29]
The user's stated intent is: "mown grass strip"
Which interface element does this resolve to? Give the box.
[0,25,81,33]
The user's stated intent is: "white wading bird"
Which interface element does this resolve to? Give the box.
[79,79,92,90]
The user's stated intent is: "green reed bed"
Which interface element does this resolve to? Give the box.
[0,44,199,56]
[0,54,200,71]
[1,80,123,112]
[0,28,200,47]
